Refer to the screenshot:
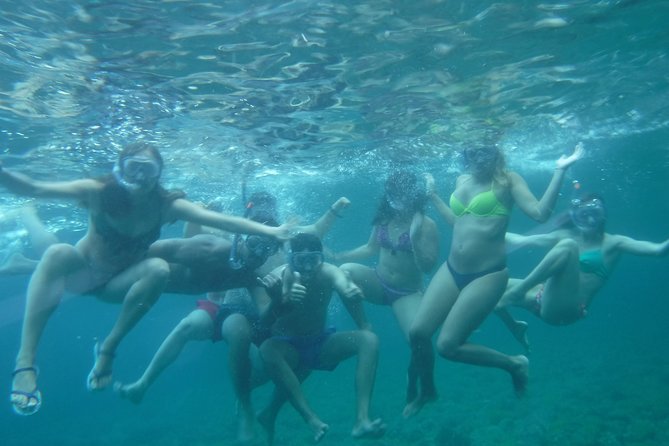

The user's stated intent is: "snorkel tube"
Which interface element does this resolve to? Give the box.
[228,179,249,270]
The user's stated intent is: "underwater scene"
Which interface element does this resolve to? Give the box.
[1,1,669,445]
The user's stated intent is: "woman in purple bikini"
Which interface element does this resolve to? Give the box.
[334,171,440,406]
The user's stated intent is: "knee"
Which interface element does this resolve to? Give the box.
[143,258,171,283]
[222,314,252,344]
[41,243,78,269]
[408,324,431,347]
[174,316,209,339]
[358,330,379,352]
[555,238,579,257]
[435,336,460,359]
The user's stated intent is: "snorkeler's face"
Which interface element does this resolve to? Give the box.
[570,199,606,233]
[245,235,280,262]
[289,250,324,277]
[464,147,498,176]
[114,155,162,191]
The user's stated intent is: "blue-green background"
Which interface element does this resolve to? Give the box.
[1,1,669,444]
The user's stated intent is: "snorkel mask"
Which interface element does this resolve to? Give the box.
[244,235,280,265]
[288,250,324,277]
[570,198,606,233]
[464,146,498,176]
[113,156,162,191]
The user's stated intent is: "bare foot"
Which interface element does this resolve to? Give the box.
[352,418,386,439]
[511,355,529,397]
[86,343,114,391]
[114,381,146,404]
[0,253,39,275]
[236,404,257,444]
[311,421,330,443]
[402,391,437,419]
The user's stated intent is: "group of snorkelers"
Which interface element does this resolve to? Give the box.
[1,141,668,444]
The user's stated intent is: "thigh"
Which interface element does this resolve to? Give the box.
[318,331,364,367]
[96,257,167,302]
[341,263,386,305]
[411,262,460,336]
[391,291,422,339]
[261,338,300,370]
[541,253,581,311]
[439,269,508,346]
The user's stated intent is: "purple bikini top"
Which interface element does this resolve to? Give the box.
[376,224,413,254]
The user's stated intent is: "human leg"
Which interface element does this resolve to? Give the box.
[220,313,257,443]
[436,270,529,396]
[0,206,58,276]
[404,262,459,417]
[116,308,214,403]
[502,239,581,325]
[88,257,170,390]
[11,243,87,413]
[318,331,386,439]
[260,338,329,442]
[257,369,310,446]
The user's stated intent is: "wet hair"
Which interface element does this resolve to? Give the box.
[289,232,323,253]
[372,171,427,225]
[89,143,184,217]
[245,191,279,226]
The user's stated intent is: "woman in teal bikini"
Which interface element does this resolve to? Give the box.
[497,194,669,348]
[404,143,583,418]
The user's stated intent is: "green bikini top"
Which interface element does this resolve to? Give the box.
[579,249,610,279]
[450,183,510,217]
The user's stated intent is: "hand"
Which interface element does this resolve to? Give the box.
[274,217,300,241]
[556,142,584,170]
[285,271,307,304]
[341,282,363,300]
[331,196,351,213]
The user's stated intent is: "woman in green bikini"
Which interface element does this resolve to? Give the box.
[497,193,669,348]
[404,143,583,418]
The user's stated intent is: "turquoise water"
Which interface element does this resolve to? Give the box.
[2,0,669,444]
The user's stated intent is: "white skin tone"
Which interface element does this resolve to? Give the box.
[497,216,669,349]
[257,258,385,444]
[0,152,292,415]
[0,205,58,275]
[404,143,584,418]
[334,180,439,406]
[113,197,349,443]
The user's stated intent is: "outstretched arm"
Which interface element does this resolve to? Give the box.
[300,196,350,238]
[330,227,380,264]
[613,234,669,257]
[0,162,100,200]
[512,143,584,222]
[506,231,565,250]
[168,198,294,240]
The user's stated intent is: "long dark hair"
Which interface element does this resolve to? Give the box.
[372,171,427,225]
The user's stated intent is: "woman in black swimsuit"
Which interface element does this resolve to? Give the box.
[1,142,291,416]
